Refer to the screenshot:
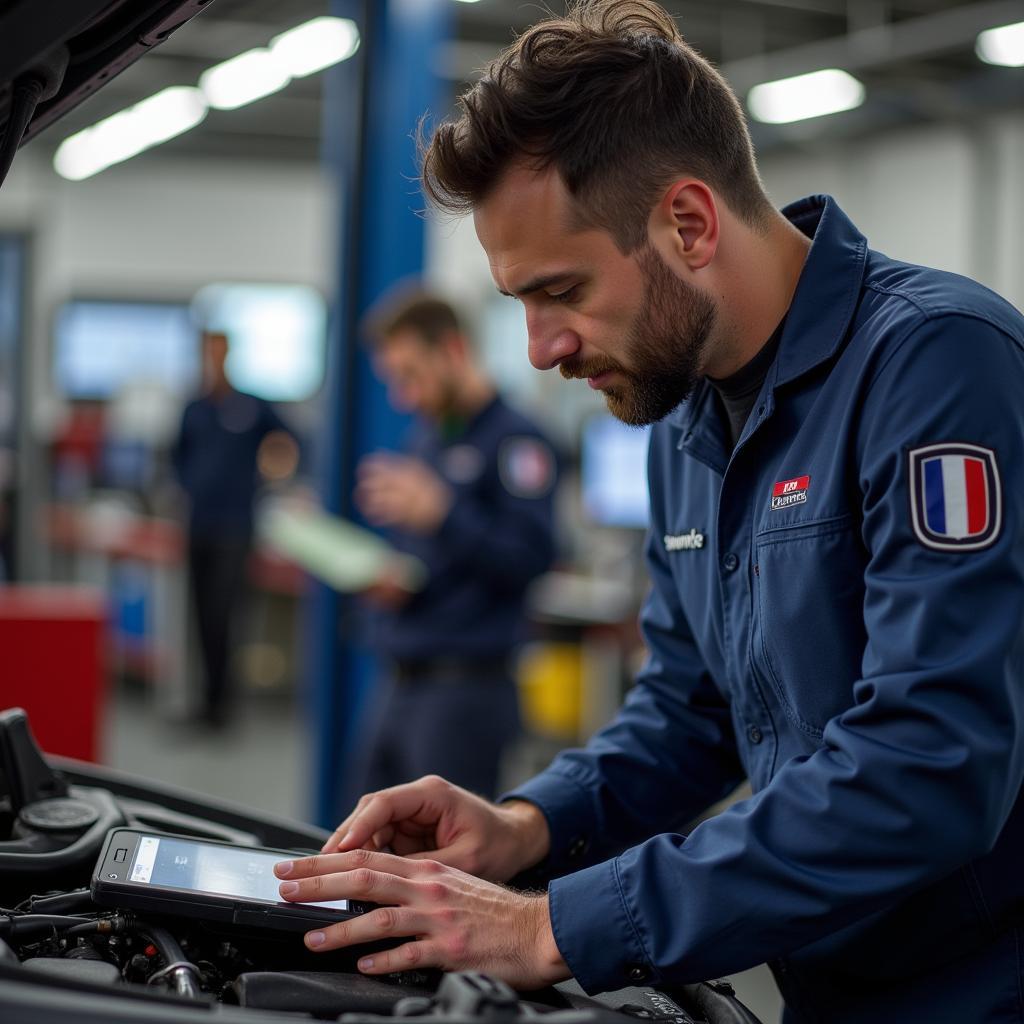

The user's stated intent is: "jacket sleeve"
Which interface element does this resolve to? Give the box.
[504,425,746,876]
[539,313,1024,993]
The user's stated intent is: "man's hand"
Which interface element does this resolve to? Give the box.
[322,775,551,884]
[273,849,569,988]
[360,561,415,610]
[355,453,453,534]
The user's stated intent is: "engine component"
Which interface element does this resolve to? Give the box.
[232,968,437,1014]
[23,955,121,986]
[18,798,102,835]
[135,920,203,1000]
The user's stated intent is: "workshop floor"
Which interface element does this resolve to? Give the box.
[103,689,309,822]
[102,689,783,1023]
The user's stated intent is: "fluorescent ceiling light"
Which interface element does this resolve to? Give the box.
[270,17,360,78]
[55,17,360,180]
[199,48,291,110]
[976,21,1024,67]
[747,68,865,124]
[54,86,207,181]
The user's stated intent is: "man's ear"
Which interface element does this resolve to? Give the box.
[648,180,719,272]
[440,329,469,364]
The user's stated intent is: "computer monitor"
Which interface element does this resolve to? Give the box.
[54,299,198,400]
[192,283,326,403]
[580,414,650,529]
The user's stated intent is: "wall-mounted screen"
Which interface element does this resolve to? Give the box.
[580,414,650,529]
[192,283,326,403]
[54,300,198,400]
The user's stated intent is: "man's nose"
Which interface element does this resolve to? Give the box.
[527,319,580,371]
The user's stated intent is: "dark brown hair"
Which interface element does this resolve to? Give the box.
[362,288,463,349]
[422,0,771,252]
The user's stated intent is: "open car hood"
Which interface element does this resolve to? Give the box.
[0,0,212,185]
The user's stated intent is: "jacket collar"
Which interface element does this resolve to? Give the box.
[774,194,868,387]
[666,194,868,436]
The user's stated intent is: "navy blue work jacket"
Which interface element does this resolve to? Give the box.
[173,389,291,540]
[507,196,1024,1022]
[367,395,557,661]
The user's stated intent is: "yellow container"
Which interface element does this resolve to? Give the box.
[517,642,583,740]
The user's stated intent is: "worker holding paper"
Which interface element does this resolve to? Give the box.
[351,289,559,799]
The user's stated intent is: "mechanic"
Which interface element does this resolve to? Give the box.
[349,288,558,800]
[273,3,1024,1020]
[173,329,298,730]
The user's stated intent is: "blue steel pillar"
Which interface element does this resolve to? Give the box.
[309,0,453,827]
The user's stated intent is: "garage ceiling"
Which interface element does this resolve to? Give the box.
[22,0,1024,167]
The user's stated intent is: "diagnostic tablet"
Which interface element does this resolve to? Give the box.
[92,827,371,932]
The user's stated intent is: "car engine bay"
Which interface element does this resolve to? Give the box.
[0,707,760,1024]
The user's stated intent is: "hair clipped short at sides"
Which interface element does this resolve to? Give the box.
[362,288,463,350]
[422,0,772,252]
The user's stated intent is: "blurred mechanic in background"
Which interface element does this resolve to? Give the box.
[173,329,298,730]
[351,289,558,800]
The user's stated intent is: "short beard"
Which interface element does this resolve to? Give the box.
[560,245,716,426]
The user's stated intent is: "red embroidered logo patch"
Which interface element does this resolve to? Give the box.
[771,475,810,510]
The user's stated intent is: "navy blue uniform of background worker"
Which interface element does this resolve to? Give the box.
[266,4,1024,1022]
[351,291,557,800]
[172,330,298,729]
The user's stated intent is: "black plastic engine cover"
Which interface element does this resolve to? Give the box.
[233,969,438,1014]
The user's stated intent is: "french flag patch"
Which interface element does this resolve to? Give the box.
[908,443,1002,551]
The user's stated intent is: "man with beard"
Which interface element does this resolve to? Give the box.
[271,3,1024,1021]
[351,288,558,802]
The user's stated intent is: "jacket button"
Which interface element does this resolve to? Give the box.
[626,964,649,982]
[748,725,763,744]
[567,837,589,859]
[722,552,739,572]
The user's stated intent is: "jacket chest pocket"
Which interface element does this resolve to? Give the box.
[753,515,868,738]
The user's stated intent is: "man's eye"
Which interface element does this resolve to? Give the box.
[550,285,579,304]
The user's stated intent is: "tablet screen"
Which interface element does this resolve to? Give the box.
[128,834,351,911]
